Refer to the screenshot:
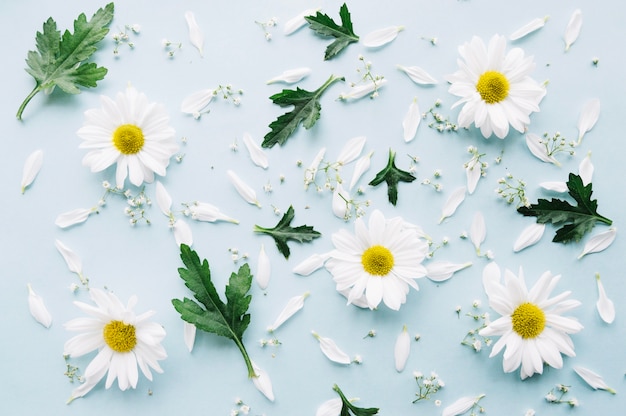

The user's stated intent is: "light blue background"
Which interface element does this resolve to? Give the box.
[1,0,625,414]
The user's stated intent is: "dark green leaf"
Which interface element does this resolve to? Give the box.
[368,149,416,206]
[333,384,379,416]
[253,206,321,259]
[305,3,359,60]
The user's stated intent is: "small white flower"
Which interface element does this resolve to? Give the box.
[439,187,466,223]
[268,292,310,332]
[242,132,269,169]
[336,136,367,166]
[526,133,560,165]
[394,325,410,372]
[292,252,331,276]
[311,331,351,364]
[284,8,319,35]
[573,366,616,394]
[20,149,43,194]
[469,211,486,255]
[524,409,536,416]
[513,223,546,252]
[564,9,582,51]
[442,394,485,416]
[338,79,387,100]
[27,283,52,328]
[55,240,83,276]
[332,183,351,220]
[251,360,274,401]
[402,98,421,142]
[266,67,312,84]
[362,26,404,48]
[578,227,616,259]
[184,11,204,56]
[189,202,239,223]
[577,99,600,144]
[595,274,615,324]
[256,244,271,289]
[510,16,550,40]
[425,262,472,282]
[181,89,214,117]
[227,170,261,207]
[349,151,373,191]
[315,397,342,416]
[396,65,438,85]
[55,208,95,228]
[183,321,196,352]
[173,219,193,247]
[539,181,568,193]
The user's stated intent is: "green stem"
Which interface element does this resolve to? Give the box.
[16,85,42,120]
[233,336,256,378]
[315,74,345,96]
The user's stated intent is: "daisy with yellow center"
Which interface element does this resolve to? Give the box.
[324,210,429,310]
[446,35,546,139]
[479,263,583,380]
[78,85,179,188]
[63,288,167,401]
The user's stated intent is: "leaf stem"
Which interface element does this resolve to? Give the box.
[16,85,42,120]
[315,74,345,96]
[233,336,256,378]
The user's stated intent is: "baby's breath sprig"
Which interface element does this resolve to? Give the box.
[231,397,253,416]
[461,301,492,352]
[424,99,459,133]
[545,384,579,407]
[111,24,140,56]
[336,189,371,221]
[63,355,84,383]
[363,329,377,339]
[412,371,445,403]
[212,84,244,106]
[255,17,278,41]
[259,337,282,348]
[227,247,249,264]
[161,38,182,58]
[495,172,530,208]
[464,146,488,177]
[420,36,438,46]
[98,181,152,226]
[349,55,385,99]
[540,131,576,159]
[421,168,444,192]
[425,236,449,259]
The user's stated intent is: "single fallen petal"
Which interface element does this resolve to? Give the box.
[312,331,351,364]
[470,212,486,254]
[185,11,204,56]
[266,67,312,84]
[251,360,275,401]
[362,25,404,48]
[268,292,310,332]
[55,208,94,228]
[242,132,269,169]
[465,157,482,194]
[425,261,472,282]
[284,8,319,35]
[180,89,213,117]
[189,202,239,223]
[155,181,172,216]
[573,366,616,394]
[402,221,431,240]
[173,219,193,246]
[397,65,438,85]
[332,183,350,220]
[256,244,271,289]
[55,240,83,275]
[578,152,594,185]
[338,79,387,100]
[577,99,600,144]
[183,321,196,352]
[349,151,373,191]
[21,149,43,194]
[513,223,546,252]
[394,325,410,372]
[27,283,52,328]
[564,9,582,51]
[292,252,331,276]
[510,16,550,40]
[578,227,616,259]
[336,136,366,166]
[443,394,486,416]
[305,148,327,187]
[526,133,560,165]
[539,181,567,193]
[439,187,466,223]
[595,274,615,324]
[316,397,343,416]
[227,170,261,207]
[402,98,421,142]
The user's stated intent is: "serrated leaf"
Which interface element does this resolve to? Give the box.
[263,75,344,148]
[333,384,379,416]
[305,3,359,60]
[368,149,416,206]
[253,206,321,259]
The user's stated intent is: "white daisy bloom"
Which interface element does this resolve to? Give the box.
[63,288,167,401]
[479,263,583,379]
[446,35,546,139]
[325,209,429,310]
[78,85,179,188]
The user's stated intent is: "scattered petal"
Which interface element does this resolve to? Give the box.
[184,11,204,57]
[305,148,326,186]
[268,292,310,332]
[21,149,43,193]
[251,360,275,401]
[54,240,83,275]
[510,16,550,40]
[573,366,616,394]
[402,98,421,142]
[513,223,546,252]
[443,394,486,416]
[595,274,615,324]
[292,252,331,276]
[465,157,482,194]
[394,325,410,372]
[349,151,373,191]
[338,79,387,100]
[188,202,239,223]
[577,99,600,144]
[526,133,560,165]
[242,132,269,169]
[425,261,472,282]
[55,208,94,228]
[332,183,350,220]
[256,244,271,289]
[266,67,312,84]
[578,152,594,185]
[155,181,172,215]
[539,181,567,193]
[397,65,438,85]
[227,170,261,207]
[362,26,404,48]
[564,9,582,51]
[27,283,52,328]
[469,212,486,254]
[284,8,319,35]
[180,89,213,117]
[439,187,466,223]
[312,331,351,364]
[316,397,342,416]
[183,322,196,352]
[173,219,193,247]
[336,136,366,166]
[578,227,616,259]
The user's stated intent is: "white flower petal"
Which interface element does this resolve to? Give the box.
[509,16,549,40]
[284,8,319,35]
[577,99,600,144]
[394,325,410,372]
[55,240,83,275]
[332,183,350,220]
[292,252,331,276]
[189,202,239,223]
[55,208,93,228]
[336,136,366,166]
[21,149,43,193]
[349,151,373,190]
[402,98,421,142]
[513,223,546,252]
[539,181,568,193]
[183,322,196,352]
[27,284,52,328]
[578,152,594,185]
[268,292,310,332]
[425,261,472,282]
[465,158,482,194]
[251,360,275,401]
[470,212,486,254]
[173,219,193,246]
[526,133,560,165]
[266,67,312,84]
[443,394,486,416]
[564,9,582,51]
[573,366,616,393]
[316,397,342,416]
[184,11,204,56]
[397,65,438,85]
[305,147,326,187]
[338,79,387,100]
[439,187,466,223]
[578,227,616,259]
[180,89,213,115]
[227,170,261,207]
[362,26,403,48]
[595,274,615,324]
[242,132,269,169]
[256,244,271,289]
[312,331,351,364]
[155,181,172,215]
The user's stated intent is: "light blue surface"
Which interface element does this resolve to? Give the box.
[2,0,625,414]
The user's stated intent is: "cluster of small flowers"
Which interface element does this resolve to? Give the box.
[63,355,84,383]
[460,301,492,352]
[540,131,576,158]
[421,168,444,192]
[112,24,140,56]
[213,84,244,106]
[255,17,278,41]
[351,55,385,99]
[228,247,249,263]
[465,146,489,178]
[495,173,530,208]
[545,384,579,407]
[98,181,152,225]
[162,38,182,58]
[230,398,252,416]
[259,338,281,347]
[412,371,445,404]
[425,236,449,259]
[424,100,459,132]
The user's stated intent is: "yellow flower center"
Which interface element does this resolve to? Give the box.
[361,245,394,276]
[103,320,137,352]
[511,302,546,339]
[112,124,145,155]
[476,71,510,104]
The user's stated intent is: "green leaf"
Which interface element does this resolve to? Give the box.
[333,384,379,416]
[305,3,359,60]
[17,3,114,120]
[518,173,612,243]
[368,149,416,206]
[262,74,344,148]
[172,244,256,378]
[253,206,321,259]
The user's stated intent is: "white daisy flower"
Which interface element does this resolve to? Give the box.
[446,34,546,139]
[479,263,583,379]
[324,209,429,310]
[78,85,179,188]
[63,288,167,401]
